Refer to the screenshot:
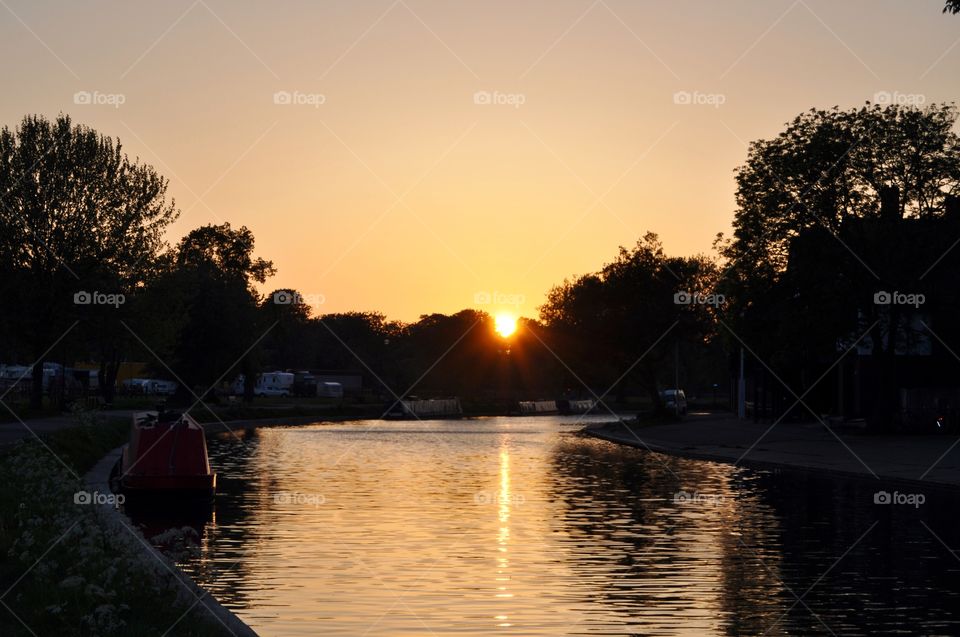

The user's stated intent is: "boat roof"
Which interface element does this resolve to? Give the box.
[132,411,202,428]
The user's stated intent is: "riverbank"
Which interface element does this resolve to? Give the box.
[0,404,387,447]
[0,417,241,636]
[583,412,960,488]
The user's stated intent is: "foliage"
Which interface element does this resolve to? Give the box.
[724,103,960,292]
[0,114,178,406]
[0,421,229,636]
[720,103,960,429]
[154,223,275,402]
[540,233,721,409]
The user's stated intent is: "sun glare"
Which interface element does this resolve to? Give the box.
[495,314,517,338]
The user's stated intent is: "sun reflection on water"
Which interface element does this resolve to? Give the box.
[495,442,513,625]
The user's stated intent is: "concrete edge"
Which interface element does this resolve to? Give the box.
[199,414,338,432]
[582,426,960,492]
[85,446,260,637]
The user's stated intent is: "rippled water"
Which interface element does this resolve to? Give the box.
[133,416,960,636]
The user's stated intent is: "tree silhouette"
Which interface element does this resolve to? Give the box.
[541,233,720,411]
[0,114,177,407]
[160,223,274,402]
[721,104,960,429]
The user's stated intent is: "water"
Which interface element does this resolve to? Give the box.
[133,416,960,636]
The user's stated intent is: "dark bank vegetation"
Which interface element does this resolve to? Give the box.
[2,103,960,431]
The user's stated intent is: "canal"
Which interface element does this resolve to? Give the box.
[134,416,960,636]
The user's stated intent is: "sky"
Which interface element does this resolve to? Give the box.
[2,0,959,322]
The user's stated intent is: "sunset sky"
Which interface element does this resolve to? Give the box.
[2,0,959,321]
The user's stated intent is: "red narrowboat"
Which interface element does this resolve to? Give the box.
[112,411,216,500]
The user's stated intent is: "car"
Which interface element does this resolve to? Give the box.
[660,389,687,416]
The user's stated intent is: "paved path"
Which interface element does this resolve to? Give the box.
[0,410,137,446]
[0,410,348,446]
[584,412,960,488]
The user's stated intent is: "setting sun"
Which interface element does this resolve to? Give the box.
[494,314,517,338]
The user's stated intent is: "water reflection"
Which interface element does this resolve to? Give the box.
[128,416,960,636]
[546,438,787,635]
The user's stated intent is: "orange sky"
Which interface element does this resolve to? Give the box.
[2,0,958,321]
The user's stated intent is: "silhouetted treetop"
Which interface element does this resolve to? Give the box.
[724,103,960,280]
[176,222,275,286]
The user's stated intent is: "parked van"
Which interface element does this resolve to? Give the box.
[232,372,295,397]
[317,381,344,399]
[660,389,688,416]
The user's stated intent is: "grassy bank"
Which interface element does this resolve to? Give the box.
[0,412,232,636]
[0,397,64,423]
[188,401,381,424]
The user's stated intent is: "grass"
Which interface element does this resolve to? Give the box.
[0,411,234,636]
[0,398,62,423]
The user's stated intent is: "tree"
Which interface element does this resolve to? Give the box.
[722,104,960,429]
[541,233,720,412]
[722,104,960,346]
[155,223,274,403]
[946,0,960,14]
[0,114,177,407]
[725,104,960,290]
[314,312,403,394]
[260,289,315,371]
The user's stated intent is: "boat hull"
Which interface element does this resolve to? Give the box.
[112,411,217,504]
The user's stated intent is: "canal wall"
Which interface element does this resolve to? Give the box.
[583,416,960,489]
[85,446,260,637]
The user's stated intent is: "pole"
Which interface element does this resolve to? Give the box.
[737,347,746,419]
[674,339,680,417]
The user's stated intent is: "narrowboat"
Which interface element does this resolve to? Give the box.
[111,411,216,500]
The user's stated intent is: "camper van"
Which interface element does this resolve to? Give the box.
[232,372,295,397]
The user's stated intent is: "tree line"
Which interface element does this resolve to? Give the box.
[2,103,960,425]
